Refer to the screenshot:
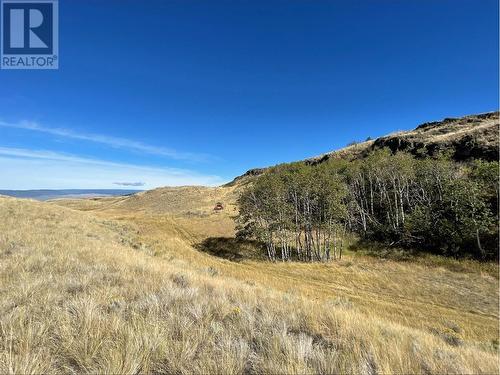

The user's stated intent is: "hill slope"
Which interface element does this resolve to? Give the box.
[51,185,239,240]
[2,196,500,374]
[230,111,499,184]
[309,111,499,164]
[54,112,499,219]
[5,111,499,373]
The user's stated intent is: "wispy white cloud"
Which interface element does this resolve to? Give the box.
[0,146,225,190]
[113,182,145,187]
[0,120,212,162]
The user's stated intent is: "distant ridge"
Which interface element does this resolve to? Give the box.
[308,111,499,164]
[230,111,499,184]
[0,189,142,201]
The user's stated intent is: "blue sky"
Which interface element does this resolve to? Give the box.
[0,0,498,189]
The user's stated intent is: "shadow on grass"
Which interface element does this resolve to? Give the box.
[348,240,418,262]
[194,237,267,262]
[348,239,499,278]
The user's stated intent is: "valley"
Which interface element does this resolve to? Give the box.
[51,183,500,345]
[1,112,499,374]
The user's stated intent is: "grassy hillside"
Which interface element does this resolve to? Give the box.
[3,112,499,374]
[1,196,498,373]
[229,111,499,184]
[310,111,499,164]
[48,181,500,370]
[51,185,239,240]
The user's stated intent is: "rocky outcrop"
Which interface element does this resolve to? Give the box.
[369,112,499,162]
[232,111,499,184]
[225,168,266,186]
[309,111,499,164]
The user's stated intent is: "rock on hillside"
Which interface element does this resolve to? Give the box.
[309,111,499,164]
[231,111,499,184]
[225,168,266,187]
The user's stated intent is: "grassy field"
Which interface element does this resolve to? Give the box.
[1,188,498,374]
[52,185,499,341]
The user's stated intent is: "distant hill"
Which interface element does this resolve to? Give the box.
[231,111,499,184]
[52,185,240,239]
[308,111,499,164]
[0,189,142,201]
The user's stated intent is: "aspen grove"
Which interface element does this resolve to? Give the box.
[237,149,499,261]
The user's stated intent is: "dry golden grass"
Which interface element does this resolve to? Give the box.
[122,214,499,343]
[51,187,500,344]
[54,185,239,216]
[2,193,499,374]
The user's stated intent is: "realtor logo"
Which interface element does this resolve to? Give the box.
[1,0,58,69]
